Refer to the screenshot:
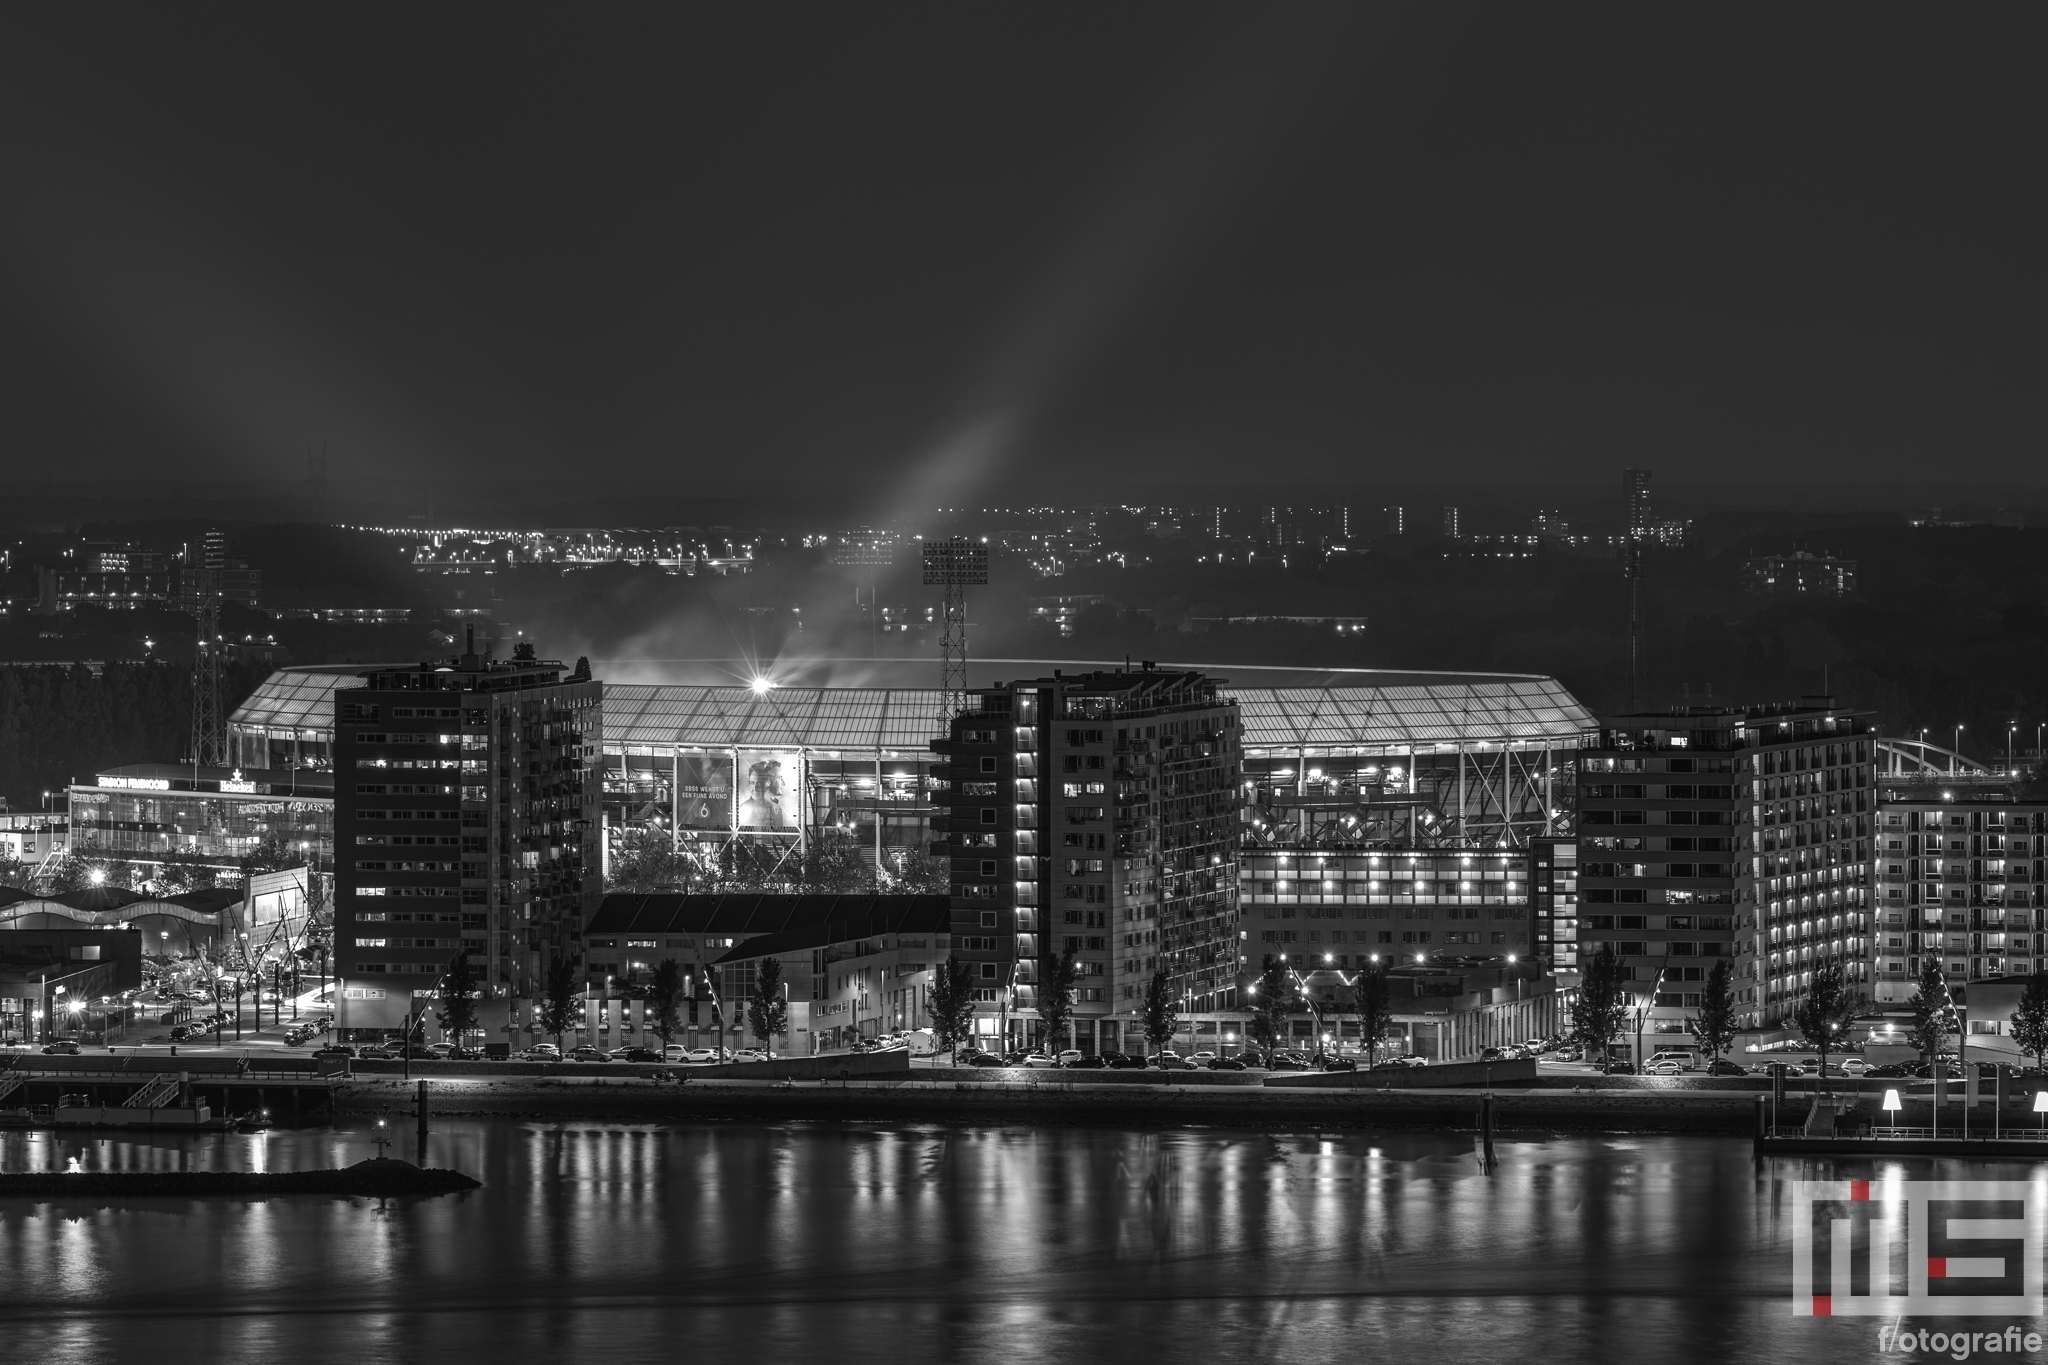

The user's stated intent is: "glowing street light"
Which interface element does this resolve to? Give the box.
[2035,1090,2048,1137]
[1884,1088,1902,1133]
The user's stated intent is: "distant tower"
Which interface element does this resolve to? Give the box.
[1383,506,1405,537]
[1211,506,1224,539]
[1440,505,1461,540]
[1623,468,1653,540]
[190,529,227,769]
[922,537,988,717]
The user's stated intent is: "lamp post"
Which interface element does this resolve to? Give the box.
[1883,1088,1901,1134]
[1953,725,1963,774]
[2035,1089,2048,1138]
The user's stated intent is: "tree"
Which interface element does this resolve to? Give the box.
[1352,956,1395,1067]
[1792,960,1862,1088]
[1141,968,1179,1059]
[646,959,685,1051]
[927,955,977,1063]
[1248,955,1296,1052]
[1907,959,1958,1064]
[435,951,480,1048]
[1572,943,1630,1065]
[2012,975,2048,1075]
[538,958,579,1055]
[746,957,789,1057]
[1037,948,1080,1054]
[1690,959,1739,1062]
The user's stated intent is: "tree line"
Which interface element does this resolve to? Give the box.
[0,660,268,809]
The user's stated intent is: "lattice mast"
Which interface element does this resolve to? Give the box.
[190,529,226,769]
[922,537,987,718]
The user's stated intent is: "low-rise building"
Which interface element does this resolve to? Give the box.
[1741,551,1857,598]
[68,765,333,875]
[582,892,949,1053]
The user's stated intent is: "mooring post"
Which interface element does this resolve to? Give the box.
[1480,1093,1496,1169]
[1754,1094,1767,1149]
[416,1079,429,1162]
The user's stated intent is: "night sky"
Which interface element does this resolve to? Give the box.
[0,5,2039,504]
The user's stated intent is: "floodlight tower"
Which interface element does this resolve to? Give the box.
[922,537,988,717]
[190,529,227,770]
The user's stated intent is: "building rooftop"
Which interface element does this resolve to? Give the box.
[84,764,333,797]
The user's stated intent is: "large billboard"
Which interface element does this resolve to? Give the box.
[675,754,733,831]
[736,750,799,832]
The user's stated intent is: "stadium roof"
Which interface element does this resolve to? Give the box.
[228,665,381,735]
[234,664,1593,752]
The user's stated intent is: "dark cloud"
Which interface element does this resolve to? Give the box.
[0,4,2039,501]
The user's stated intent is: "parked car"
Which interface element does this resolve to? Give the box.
[1707,1059,1748,1077]
[1646,1050,1697,1072]
[617,1047,666,1063]
[1321,1055,1360,1072]
[1644,1058,1684,1076]
[1151,1052,1198,1071]
[1064,1054,1107,1069]
[1206,1057,1248,1072]
[41,1040,82,1055]
[1863,1062,1914,1079]
[1105,1052,1149,1070]
[1055,1049,1086,1067]
[523,1044,562,1061]
[313,1044,357,1060]
[567,1046,612,1063]
[731,1048,768,1063]
[1838,1058,1874,1076]
[169,1025,192,1042]
[1604,1061,1638,1075]
[1265,1053,1308,1072]
[1021,1052,1059,1068]
[678,1048,720,1064]
[968,1052,1008,1067]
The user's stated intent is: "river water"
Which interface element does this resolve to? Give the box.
[0,1119,2032,1363]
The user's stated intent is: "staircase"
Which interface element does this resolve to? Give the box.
[0,1073,23,1106]
[123,1074,181,1109]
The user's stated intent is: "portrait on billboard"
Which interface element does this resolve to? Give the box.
[737,750,798,831]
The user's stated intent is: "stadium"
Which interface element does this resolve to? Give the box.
[228,659,1596,863]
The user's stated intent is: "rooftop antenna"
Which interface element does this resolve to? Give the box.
[922,536,988,718]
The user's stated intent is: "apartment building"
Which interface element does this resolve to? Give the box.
[936,667,1241,1054]
[334,640,602,1035]
[1578,699,1876,1042]
[1869,795,2048,1000]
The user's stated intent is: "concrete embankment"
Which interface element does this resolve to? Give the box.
[331,1075,1761,1134]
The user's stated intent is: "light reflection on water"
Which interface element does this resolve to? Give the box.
[0,1122,2017,1363]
